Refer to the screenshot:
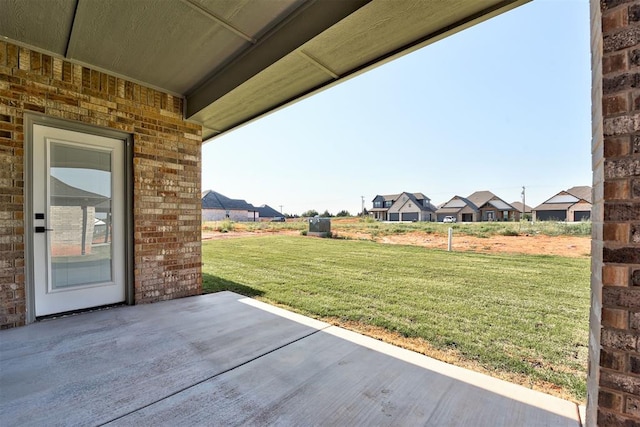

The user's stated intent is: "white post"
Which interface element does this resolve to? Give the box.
[448,227,453,252]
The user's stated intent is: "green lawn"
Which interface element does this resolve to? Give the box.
[202,235,590,401]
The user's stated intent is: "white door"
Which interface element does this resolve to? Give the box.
[32,124,126,316]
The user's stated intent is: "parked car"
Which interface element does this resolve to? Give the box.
[442,216,457,223]
[271,217,285,222]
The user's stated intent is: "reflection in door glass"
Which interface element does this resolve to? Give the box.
[50,142,112,289]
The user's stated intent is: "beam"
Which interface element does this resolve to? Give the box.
[186,0,371,119]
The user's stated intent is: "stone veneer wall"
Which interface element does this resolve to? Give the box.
[0,41,202,328]
[592,0,640,424]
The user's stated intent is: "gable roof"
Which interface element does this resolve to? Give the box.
[511,201,532,213]
[534,186,593,210]
[256,205,283,218]
[436,195,475,213]
[374,192,436,213]
[412,192,429,201]
[466,191,496,209]
[373,192,430,204]
[202,190,256,211]
[394,192,436,211]
[487,199,515,210]
[437,192,515,214]
[566,186,592,203]
[373,194,400,202]
[466,191,515,211]
[534,202,575,211]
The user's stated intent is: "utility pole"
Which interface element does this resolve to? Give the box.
[521,186,526,221]
[361,196,365,217]
[279,205,283,215]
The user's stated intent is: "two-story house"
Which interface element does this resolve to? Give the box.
[371,192,436,222]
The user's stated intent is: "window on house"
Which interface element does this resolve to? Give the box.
[384,201,392,208]
[373,201,382,208]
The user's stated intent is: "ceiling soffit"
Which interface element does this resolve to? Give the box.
[193,0,528,140]
[0,0,528,141]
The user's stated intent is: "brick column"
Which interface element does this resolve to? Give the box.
[592,0,640,425]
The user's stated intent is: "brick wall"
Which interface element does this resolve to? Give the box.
[0,41,202,328]
[592,0,640,424]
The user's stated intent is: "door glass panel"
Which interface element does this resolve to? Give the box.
[50,142,112,289]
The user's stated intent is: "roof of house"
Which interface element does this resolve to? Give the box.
[534,186,593,210]
[436,207,462,215]
[382,192,436,212]
[510,202,533,213]
[436,191,515,214]
[534,203,576,211]
[372,194,399,202]
[256,205,283,218]
[487,199,515,210]
[467,191,515,211]
[466,191,497,209]
[402,192,436,211]
[202,190,256,211]
[566,186,592,203]
[436,196,474,213]
[373,192,431,204]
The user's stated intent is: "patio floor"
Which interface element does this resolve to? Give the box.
[1,291,582,426]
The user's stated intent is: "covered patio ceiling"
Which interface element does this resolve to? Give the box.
[0,0,528,141]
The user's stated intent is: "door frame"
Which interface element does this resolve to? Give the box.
[24,114,134,324]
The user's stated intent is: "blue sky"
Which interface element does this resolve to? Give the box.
[202,0,591,216]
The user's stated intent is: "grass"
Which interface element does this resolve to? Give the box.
[202,235,590,402]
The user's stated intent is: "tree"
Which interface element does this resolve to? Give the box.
[320,209,333,217]
[336,210,351,217]
[301,209,319,217]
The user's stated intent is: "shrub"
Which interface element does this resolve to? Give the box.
[216,219,235,233]
[301,209,319,218]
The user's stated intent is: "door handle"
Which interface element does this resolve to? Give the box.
[35,226,53,233]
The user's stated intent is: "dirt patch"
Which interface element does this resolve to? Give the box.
[202,230,299,240]
[364,232,590,258]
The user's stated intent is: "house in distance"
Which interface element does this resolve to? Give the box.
[202,190,284,222]
[370,192,437,222]
[202,190,257,222]
[533,186,592,221]
[255,205,285,222]
[436,191,519,222]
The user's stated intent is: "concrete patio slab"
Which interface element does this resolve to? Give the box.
[0,292,582,426]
